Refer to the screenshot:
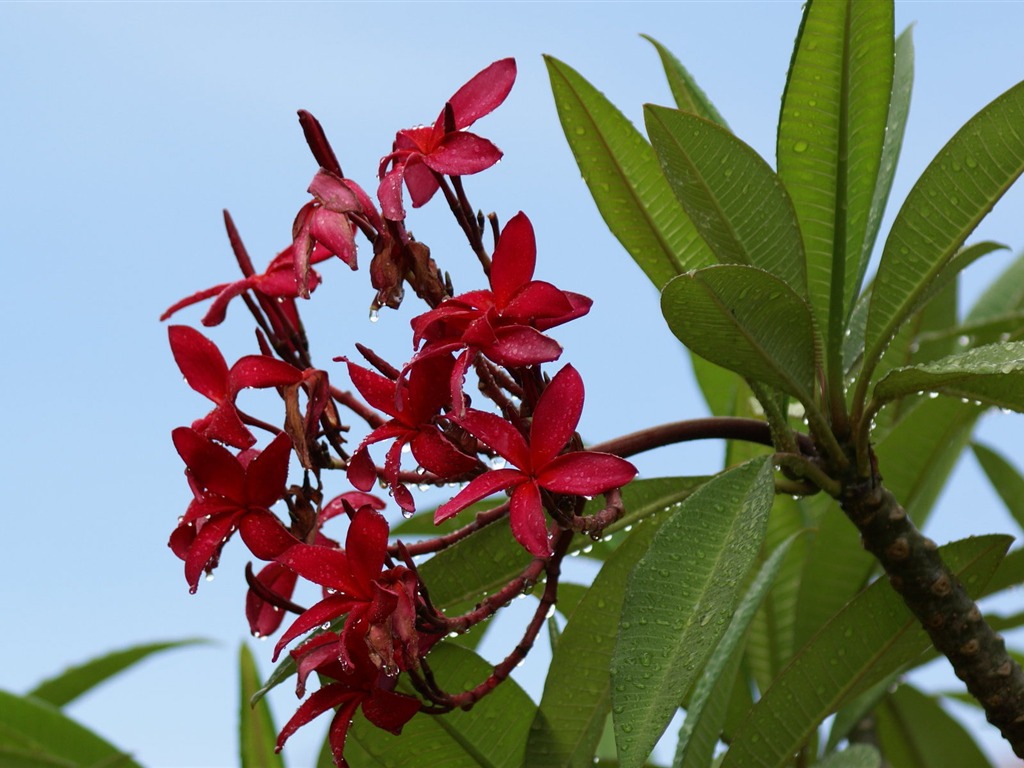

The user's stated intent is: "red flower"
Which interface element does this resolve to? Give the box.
[377,58,516,220]
[168,325,304,449]
[245,491,386,638]
[343,354,478,511]
[410,212,592,405]
[273,505,428,670]
[160,243,333,327]
[276,629,421,767]
[169,428,297,592]
[434,365,636,556]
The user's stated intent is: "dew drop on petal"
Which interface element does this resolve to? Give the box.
[402,508,415,519]
[369,309,379,323]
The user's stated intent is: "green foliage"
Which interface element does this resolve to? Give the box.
[239,644,285,768]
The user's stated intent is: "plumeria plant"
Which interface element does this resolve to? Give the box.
[159,2,1024,767]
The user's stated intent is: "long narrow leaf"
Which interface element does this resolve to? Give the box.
[28,638,208,708]
[661,265,819,405]
[864,79,1024,385]
[545,56,713,289]
[971,442,1024,533]
[612,458,774,767]
[777,0,894,356]
[721,534,1011,768]
[642,35,729,128]
[239,644,284,768]
[646,106,806,292]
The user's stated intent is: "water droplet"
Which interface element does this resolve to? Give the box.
[369,309,379,323]
[575,126,586,136]
[402,508,414,519]
[965,157,978,169]
[793,140,809,153]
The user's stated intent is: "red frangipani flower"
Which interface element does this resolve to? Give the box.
[276,629,421,767]
[435,365,636,556]
[169,428,297,592]
[410,212,592,404]
[377,58,516,220]
[168,326,304,449]
[273,505,430,671]
[344,354,478,511]
[245,491,386,638]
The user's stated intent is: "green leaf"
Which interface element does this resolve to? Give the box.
[858,25,914,302]
[675,534,800,768]
[646,105,806,292]
[813,745,881,768]
[239,644,284,768]
[873,341,1024,410]
[875,684,994,767]
[641,35,729,128]
[527,518,668,768]
[545,55,713,289]
[661,265,819,404]
[612,458,774,768]
[777,0,894,358]
[720,534,1010,768]
[28,638,208,708]
[967,247,1024,323]
[346,644,535,768]
[0,689,141,768]
[863,79,1024,386]
[971,442,1024,533]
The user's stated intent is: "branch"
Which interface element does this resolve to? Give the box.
[588,417,816,458]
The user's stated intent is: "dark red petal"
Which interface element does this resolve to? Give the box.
[362,687,422,733]
[534,291,593,331]
[446,58,517,130]
[346,361,399,418]
[453,410,530,470]
[245,562,299,637]
[228,356,303,392]
[509,481,552,557]
[273,594,359,661]
[502,281,573,322]
[168,326,229,402]
[183,513,238,593]
[410,428,478,479]
[433,468,524,524]
[537,451,638,495]
[277,544,360,595]
[202,278,255,327]
[347,444,380,492]
[485,325,563,367]
[425,132,503,176]
[320,491,386,525]
[239,511,297,561]
[325,698,364,768]
[402,353,457,421]
[193,403,255,450]
[172,427,245,500]
[489,212,536,308]
[245,432,293,508]
[383,439,415,513]
[160,283,230,322]
[530,365,584,467]
[276,686,359,756]
[346,506,389,593]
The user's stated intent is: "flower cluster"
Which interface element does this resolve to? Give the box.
[163,58,636,766]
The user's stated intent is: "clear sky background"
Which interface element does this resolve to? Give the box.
[3,2,1024,766]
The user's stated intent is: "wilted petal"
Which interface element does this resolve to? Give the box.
[530,365,584,466]
[537,451,638,495]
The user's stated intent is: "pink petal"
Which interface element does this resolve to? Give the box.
[537,451,638,495]
[308,170,360,212]
[530,365,584,467]
[346,506,390,593]
[377,163,408,222]
[309,207,358,269]
[425,132,503,176]
[453,409,530,470]
[434,468,525,524]
[403,156,441,208]
[489,212,536,307]
[509,481,552,557]
[168,326,229,403]
[446,58,517,129]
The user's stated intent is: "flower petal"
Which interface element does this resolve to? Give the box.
[238,510,297,561]
[277,686,360,758]
[509,481,551,557]
[273,593,360,661]
[537,451,638,495]
[362,687,422,734]
[245,432,292,508]
[410,427,478,479]
[346,360,399,418]
[453,409,530,470]
[425,132,503,176]
[530,365,584,467]
[229,356,303,393]
[489,212,536,308]
[434,468,524,524]
[485,325,563,367]
[346,506,390,593]
[245,561,299,637]
[446,58,517,130]
[168,326,229,402]
[172,427,245,500]
[278,544,360,595]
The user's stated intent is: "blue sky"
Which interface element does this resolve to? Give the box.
[3,2,1024,766]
